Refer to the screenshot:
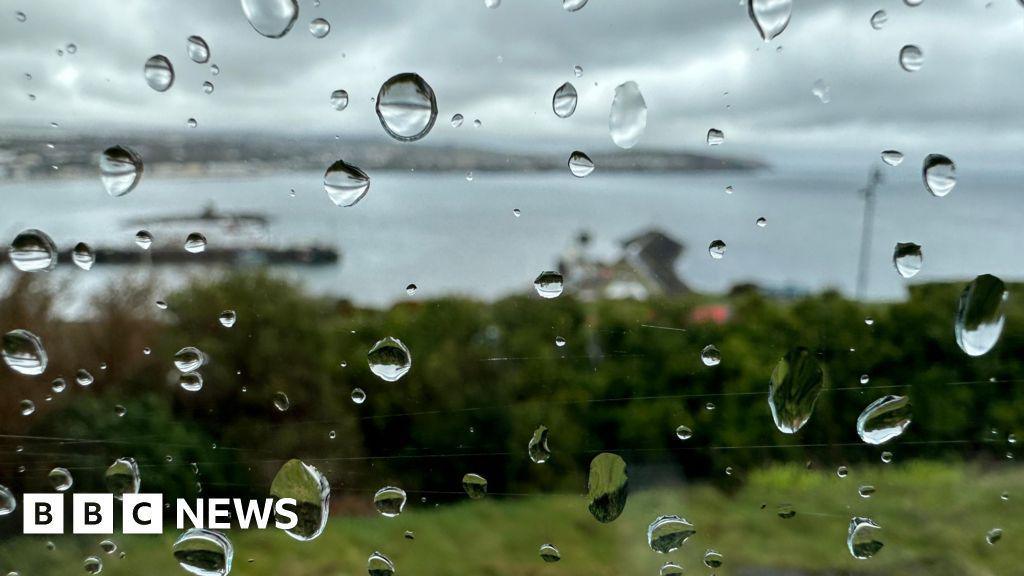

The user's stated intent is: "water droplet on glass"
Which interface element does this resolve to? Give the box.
[647,515,696,553]
[134,230,153,250]
[174,347,205,373]
[218,310,237,327]
[52,377,66,393]
[462,473,487,499]
[708,240,726,259]
[660,562,683,576]
[553,82,578,118]
[922,154,955,197]
[528,425,551,463]
[881,451,893,463]
[568,151,594,177]
[375,73,438,142]
[562,0,588,11]
[172,528,233,576]
[270,459,330,541]
[405,284,417,296]
[870,10,887,30]
[309,17,330,38]
[71,242,95,270]
[769,347,825,434]
[48,467,73,492]
[534,271,564,298]
[373,486,407,517]
[706,128,724,146]
[587,452,628,523]
[330,89,349,111]
[367,337,412,382]
[837,465,849,478]
[9,229,57,272]
[184,233,207,253]
[0,485,14,516]
[574,65,583,78]
[700,344,721,366]
[186,36,210,63]
[323,159,370,207]
[539,543,561,562]
[351,387,366,404]
[857,395,911,445]
[20,399,35,416]
[202,81,214,94]
[892,242,922,279]
[879,150,903,167]
[955,274,1007,356]
[144,55,174,92]
[83,556,102,574]
[105,457,140,500]
[240,0,299,38]
[986,528,1003,545]
[368,552,395,576]
[3,329,47,376]
[272,391,290,411]
[898,45,923,72]
[847,517,883,559]
[99,146,143,197]
[858,485,876,498]
[450,113,464,127]
[609,81,646,149]
[473,119,482,128]
[703,549,723,568]
[811,79,831,103]
[675,425,693,440]
[748,0,792,41]
[179,372,203,392]
[210,64,220,75]
[99,540,116,554]
[76,368,94,386]
[15,11,26,22]
[905,0,923,6]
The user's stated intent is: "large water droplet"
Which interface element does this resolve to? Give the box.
[899,45,923,72]
[172,528,233,576]
[309,17,330,37]
[660,562,683,576]
[184,233,207,253]
[856,395,911,444]
[99,540,117,554]
[105,457,140,500]
[881,150,903,166]
[870,10,887,30]
[323,159,370,207]
[72,242,95,270]
[367,337,412,382]
[9,229,57,272]
[0,485,15,515]
[534,271,564,298]
[186,36,210,64]
[528,425,551,463]
[847,517,883,559]
[540,543,561,562]
[748,0,792,41]
[174,347,205,373]
[76,368,94,386]
[48,467,73,492]
[330,89,349,111]
[769,348,825,434]
[568,151,594,177]
[351,387,366,404]
[708,240,726,259]
[373,486,406,517]
[609,82,646,149]
[462,473,487,499]
[587,453,628,523]
[647,515,696,553]
[3,329,47,376]
[552,82,578,118]
[240,0,299,38]
[701,344,721,366]
[270,459,330,541]
[955,274,1007,357]
[83,556,102,574]
[922,154,955,197]
[892,242,922,279]
[99,146,143,197]
[135,230,153,249]
[180,372,203,392]
[706,128,724,146]
[375,73,437,142]
[367,552,395,576]
[703,550,723,568]
[675,425,693,440]
[144,55,174,92]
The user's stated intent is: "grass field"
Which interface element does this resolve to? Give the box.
[0,461,1019,576]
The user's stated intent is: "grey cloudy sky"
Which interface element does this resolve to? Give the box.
[2,0,1022,166]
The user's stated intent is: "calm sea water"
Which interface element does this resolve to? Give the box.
[1,164,1021,310]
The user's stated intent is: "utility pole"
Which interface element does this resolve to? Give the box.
[855,166,884,300]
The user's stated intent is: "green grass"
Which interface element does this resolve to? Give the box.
[1,462,1020,576]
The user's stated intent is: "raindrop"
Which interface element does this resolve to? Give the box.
[186,36,210,63]
[15,11,26,22]
[3,329,47,376]
[174,347,204,373]
[700,344,721,366]
[179,372,203,392]
[534,271,564,298]
[748,0,792,41]
[240,0,299,38]
[272,391,290,411]
[660,562,683,576]
[552,82,578,118]
[218,310,237,327]
[870,10,887,30]
[562,0,588,11]
[892,242,922,279]
[450,114,464,127]
[647,515,696,553]
[72,242,95,270]
[860,374,870,384]
[905,0,923,5]
[367,552,395,576]
[20,400,35,416]
[99,540,116,554]
[0,486,14,515]
[373,486,407,517]
[568,151,594,177]
[186,118,198,128]
[512,208,521,217]
[405,284,417,296]
[330,89,349,111]
[484,0,501,7]
[587,452,628,523]
[202,81,214,94]
[837,465,848,478]
[574,65,583,78]
[769,347,825,434]
[9,229,57,272]
[48,467,73,492]
[555,336,566,348]
[847,517,883,559]
[76,369,94,386]
[811,79,831,103]
[857,395,911,445]
[270,459,330,541]
[880,150,903,166]
[473,119,482,128]
[675,425,693,440]
[881,451,893,463]
[184,233,207,253]
[323,159,370,207]
[609,81,647,149]
[528,425,551,463]
[144,55,174,92]
[114,405,127,417]
[986,528,1003,545]
[105,457,140,500]
[858,485,876,498]
[706,128,724,146]
[210,64,220,75]
[708,240,726,259]
[51,378,66,393]
[703,549,723,568]
[540,543,561,562]
[375,73,438,142]
[955,274,1007,356]
[756,217,768,227]
[351,387,366,404]
[83,556,102,574]
[309,17,330,38]
[462,473,487,499]
[172,528,233,576]
[367,337,412,382]
[99,146,143,197]
[922,154,955,197]
[898,45,923,72]
[135,230,153,249]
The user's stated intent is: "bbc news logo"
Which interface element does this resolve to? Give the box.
[22,494,299,534]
